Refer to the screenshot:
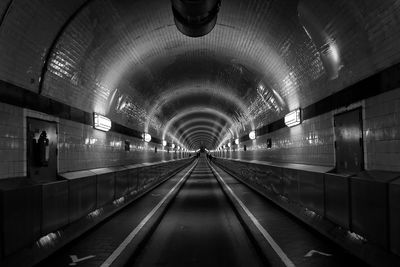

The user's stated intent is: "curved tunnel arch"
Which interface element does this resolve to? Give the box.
[172,118,228,144]
[188,134,219,145]
[144,84,254,133]
[38,0,94,95]
[0,0,398,169]
[187,135,219,150]
[182,131,220,149]
[38,0,305,141]
[173,118,225,133]
[0,3,400,265]
[162,107,239,148]
[184,133,220,148]
[174,121,227,146]
[177,125,224,146]
[0,0,395,152]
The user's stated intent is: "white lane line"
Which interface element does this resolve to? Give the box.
[210,164,296,267]
[100,162,197,267]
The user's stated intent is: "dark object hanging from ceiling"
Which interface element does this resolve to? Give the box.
[171,0,221,37]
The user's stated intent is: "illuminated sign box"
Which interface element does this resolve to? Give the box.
[162,140,167,146]
[93,113,111,132]
[142,133,151,142]
[284,109,301,127]
[249,130,256,140]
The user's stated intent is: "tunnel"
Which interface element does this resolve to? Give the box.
[0,0,400,266]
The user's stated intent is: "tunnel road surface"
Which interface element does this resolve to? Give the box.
[129,157,265,267]
[35,155,369,267]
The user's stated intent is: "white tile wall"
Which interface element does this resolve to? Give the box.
[58,119,178,172]
[0,102,182,179]
[233,112,335,166]
[364,88,400,171]
[223,88,400,172]
[1,88,400,179]
[0,102,24,178]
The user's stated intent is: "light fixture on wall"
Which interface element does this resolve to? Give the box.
[235,139,239,145]
[249,130,256,140]
[172,143,175,149]
[162,140,167,146]
[93,113,111,132]
[142,133,152,143]
[284,108,302,127]
[227,142,231,148]
[178,146,181,150]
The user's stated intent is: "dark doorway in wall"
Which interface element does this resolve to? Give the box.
[125,140,130,151]
[27,118,58,181]
[334,108,364,173]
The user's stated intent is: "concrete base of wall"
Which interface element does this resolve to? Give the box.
[215,159,400,267]
[0,159,194,267]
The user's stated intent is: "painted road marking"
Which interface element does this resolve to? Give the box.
[69,255,95,266]
[210,164,296,267]
[305,250,332,257]
[100,162,197,267]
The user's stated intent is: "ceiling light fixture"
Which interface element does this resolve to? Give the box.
[171,0,221,37]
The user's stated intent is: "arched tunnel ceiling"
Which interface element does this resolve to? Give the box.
[1,0,400,149]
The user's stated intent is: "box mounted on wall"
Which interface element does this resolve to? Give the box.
[93,113,111,132]
[142,133,151,142]
[284,109,301,127]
